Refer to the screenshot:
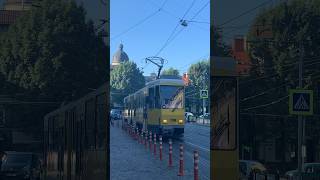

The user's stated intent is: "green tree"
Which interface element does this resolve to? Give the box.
[161,67,180,76]
[0,0,108,101]
[244,0,320,114]
[110,61,145,106]
[239,0,320,166]
[212,26,230,56]
[188,60,210,91]
[185,60,209,114]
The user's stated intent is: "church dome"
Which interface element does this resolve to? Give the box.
[112,43,129,66]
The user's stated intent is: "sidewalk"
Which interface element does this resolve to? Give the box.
[110,122,194,180]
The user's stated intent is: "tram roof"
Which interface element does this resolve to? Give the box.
[44,83,108,119]
[124,78,184,100]
[146,78,184,87]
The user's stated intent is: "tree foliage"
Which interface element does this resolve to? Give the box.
[247,0,320,90]
[188,60,210,91]
[184,60,210,114]
[238,1,320,166]
[211,26,230,56]
[161,67,180,76]
[243,0,320,115]
[0,0,108,101]
[110,61,145,106]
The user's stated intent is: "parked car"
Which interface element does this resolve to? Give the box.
[199,113,210,119]
[111,109,122,120]
[239,160,267,179]
[0,151,41,180]
[285,163,320,180]
[184,112,195,122]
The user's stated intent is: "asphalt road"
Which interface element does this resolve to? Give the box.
[164,122,210,180]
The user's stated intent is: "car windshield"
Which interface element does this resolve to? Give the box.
[160,86,184,109]
[3,154,32,165]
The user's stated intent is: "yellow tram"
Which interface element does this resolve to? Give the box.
[123,78,185,136]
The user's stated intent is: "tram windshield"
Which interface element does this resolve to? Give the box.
[160,85,184,109]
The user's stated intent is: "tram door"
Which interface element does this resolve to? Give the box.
[143,89,148,130]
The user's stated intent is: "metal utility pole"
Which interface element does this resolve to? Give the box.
[297,42,304,180]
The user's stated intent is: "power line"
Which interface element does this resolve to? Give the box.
[240,66,296,85]
[155,0,197,56]
[189,0,209,21]
[240,67,320,103]
[111,9,161,40]
[240,112,290,118]
[182,0,197,20]
[160,0,169,9]
[155,0,209,56]
[241,82,290,102]
[242,95,289,111]
[217,0,273,27]
[241,56,320,71]
[241,112,320,118]
[155,23,181,56]
[239,60,320,85]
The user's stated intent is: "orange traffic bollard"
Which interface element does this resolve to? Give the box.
[178,144,184,176]
[168,139,173,167]
[194,151,199,180]
[149,132,152,151]
[153,133,157,156]
[145,130,148,149]
[159,136,163,161]
[140,130,144,145]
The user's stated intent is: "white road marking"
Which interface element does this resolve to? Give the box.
[184,141,210,152]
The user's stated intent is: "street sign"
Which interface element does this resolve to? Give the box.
[200,90,208,99]
[289,89,313,115]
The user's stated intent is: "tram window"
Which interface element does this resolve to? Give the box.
[148,87,155,108]
[160,86,183,109]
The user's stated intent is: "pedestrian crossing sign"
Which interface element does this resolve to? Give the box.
[200,90,208,99]
[289,89,313,115]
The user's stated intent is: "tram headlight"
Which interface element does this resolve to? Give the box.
[162,119,168,124]
[178,119,183,124]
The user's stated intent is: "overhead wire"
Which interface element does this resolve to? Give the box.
[242,95,289,111]
[146,0,178,19]
[111,9,161,40]
[217,0,273,27]
[155,0,209,56]
[181,0,197,20]
[155,0,196,56]
[239,61,320,110]
[240,82,290,102]
[239,59,320,85]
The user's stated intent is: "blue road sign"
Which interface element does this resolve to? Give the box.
[289,89,313,115]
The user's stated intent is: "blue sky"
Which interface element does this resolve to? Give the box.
[110,0,210,76]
